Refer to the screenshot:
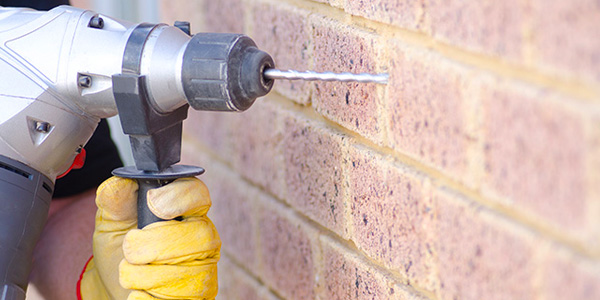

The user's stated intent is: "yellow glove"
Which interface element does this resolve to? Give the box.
[79,176,221,300]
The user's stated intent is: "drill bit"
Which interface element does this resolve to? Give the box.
[264,69,389,84]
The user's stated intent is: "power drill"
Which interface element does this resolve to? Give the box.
[0,5,387,299]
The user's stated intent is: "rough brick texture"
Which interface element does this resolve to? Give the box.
[162,0,600,299]
[320,236,428,300]
[435,191,536,300]
[203,0,245,33]
[311,15,385,143]
[250,1,312,104]
[427,0,525,61]
[257,196,316,300]
[346,144,436,291]
[482,87,587,230]
[320,236,396,300]
[387,42,477,186]
[344,0,424,30]
[283,112,348,238]
[217,257,279,300]
[540,252,600,300]
[531,0,600,82]
[229,98,287,199]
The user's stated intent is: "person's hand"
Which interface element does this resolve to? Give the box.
[79,176,221,300]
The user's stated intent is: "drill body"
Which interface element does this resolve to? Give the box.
[0,5,274,299]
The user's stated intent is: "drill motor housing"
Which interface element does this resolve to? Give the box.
[0,5,273,299]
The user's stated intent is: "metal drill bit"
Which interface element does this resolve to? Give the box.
[264,69,389,84]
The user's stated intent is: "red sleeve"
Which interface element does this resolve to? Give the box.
[77,256,94,300]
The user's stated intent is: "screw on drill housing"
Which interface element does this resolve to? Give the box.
[263,69,389,84]
[88,15,104,29]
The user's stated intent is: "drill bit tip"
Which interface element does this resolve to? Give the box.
[264,69,389,84]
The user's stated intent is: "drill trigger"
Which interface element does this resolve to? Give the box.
[57,148,86,179]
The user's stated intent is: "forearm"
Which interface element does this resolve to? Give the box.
[29,188,97,300]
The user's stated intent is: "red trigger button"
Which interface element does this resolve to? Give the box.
[57,148,86,179]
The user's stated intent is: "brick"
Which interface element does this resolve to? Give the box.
[251,1,311,104]
[183,110,237,160]
[387,43,475,186]
[257,196,316,300]
[216,256,242,300]
[203,0,245,33]
[435,191,535,300]
[180,134,218,172]
[320,236,399,300]
[344,0,424,30]
[311,15,384,144]
[283,112,349,238]
[539,250,600,300]
[427,0,525,61]
[482,86,587,230]
[311,0,344,9]
[159,0,205,33]
[531,0,600,82]
[180,146,261,270]
[229,98,286,200]
[217,256,262,300]
[203,163,258,271]
[184,100,287,200]
[346,144,436,291]
[590,118,600,247]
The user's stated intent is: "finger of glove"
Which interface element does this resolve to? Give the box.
[123,217,221,265]
[95,176,138,231]
[120,259,219,300]
[147,177,211,220]
[127,291,160,300]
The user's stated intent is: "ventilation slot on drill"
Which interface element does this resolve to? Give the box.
[0,162,32,180]
[42,182,53,194]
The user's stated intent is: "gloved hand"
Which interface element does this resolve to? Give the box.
[79,176,221,300]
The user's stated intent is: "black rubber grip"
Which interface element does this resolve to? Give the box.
[136,179,172,228]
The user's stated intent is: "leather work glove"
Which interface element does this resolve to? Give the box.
[78,176,221,300]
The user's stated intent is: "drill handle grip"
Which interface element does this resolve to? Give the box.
[136,179,171,228]
[112,165,204,229]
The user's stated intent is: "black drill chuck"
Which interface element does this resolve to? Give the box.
[181,33,275,112]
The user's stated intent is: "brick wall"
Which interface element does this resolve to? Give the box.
[162,0,600,299]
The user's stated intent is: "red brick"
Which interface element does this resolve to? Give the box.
[346,144,436,290]
[283,112,349,238]
[320,236,399,300]
[540,252,600,300]
[590,118,600,246]
[427,0,525,61]
[217,256,262,300]
[159,0,205,33]
[387,43,475,185]
[203,0,245,33]
[344,0,424,30]
[229,98,286,199]
[482,87,587,230]
[203,164,258,271]
[251,1,311,104]
[183,110,237,160]
[531,0,600,82]
[435,191,535,300]
[311,15,385,144]
[257,197,315,300]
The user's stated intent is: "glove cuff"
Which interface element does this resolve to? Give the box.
[77,256,94,300]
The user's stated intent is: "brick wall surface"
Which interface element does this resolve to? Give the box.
[166,0,600,299]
